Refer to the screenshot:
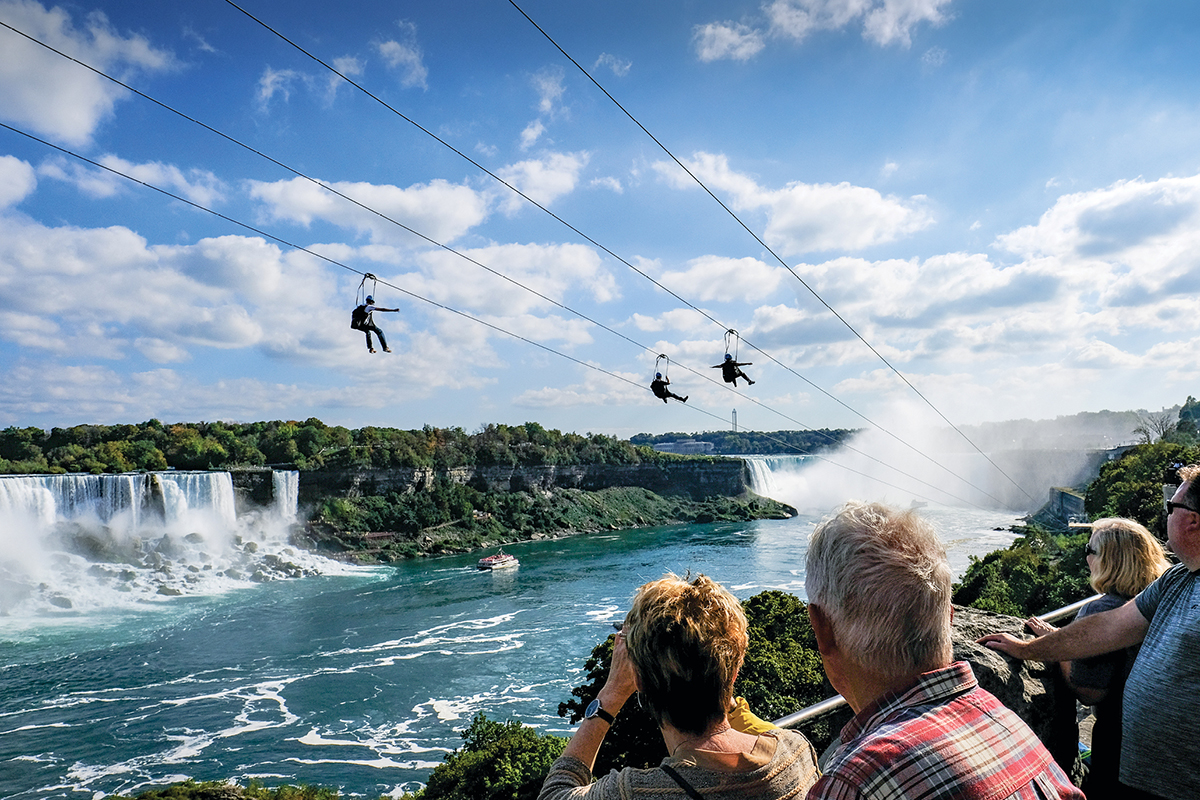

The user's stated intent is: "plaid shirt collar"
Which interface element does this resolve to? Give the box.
[839,661,977,744]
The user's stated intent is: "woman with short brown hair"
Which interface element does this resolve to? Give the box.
[539,573,818,800]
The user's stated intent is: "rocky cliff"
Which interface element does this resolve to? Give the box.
[293,459,750,503]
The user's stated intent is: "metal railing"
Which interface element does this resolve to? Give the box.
[770,594,1104,729]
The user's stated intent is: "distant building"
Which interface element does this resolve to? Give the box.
[653,439,715,455]
[1048,487,1085,522]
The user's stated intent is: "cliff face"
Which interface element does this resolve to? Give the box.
[295,459,750,503]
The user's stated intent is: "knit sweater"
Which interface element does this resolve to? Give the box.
[538,728,819,800]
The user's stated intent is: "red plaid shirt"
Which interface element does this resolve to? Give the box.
[807,661,1083,800]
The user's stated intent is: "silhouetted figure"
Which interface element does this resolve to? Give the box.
[713,353,754,386]
[650,373,687,404]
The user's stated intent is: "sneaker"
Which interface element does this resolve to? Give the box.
[682,396,689,403]
[748,380,755,385]
[383,347,392,353]
[368,348,377,354]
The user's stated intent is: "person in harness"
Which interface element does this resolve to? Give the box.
[713,353,754,386]
[350,295,399,353]
[650,373,687,404]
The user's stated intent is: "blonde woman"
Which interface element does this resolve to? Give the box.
[538,573,818,800]
[1026,518,1171,800]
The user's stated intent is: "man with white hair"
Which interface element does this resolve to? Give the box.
[805,501,1082,800]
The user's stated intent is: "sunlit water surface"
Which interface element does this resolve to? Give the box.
[0,504,1019,799]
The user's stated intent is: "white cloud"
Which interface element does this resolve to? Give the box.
[590,176,623,193]
[657,255,790,302]
[593,53,631,77]
[495,151,589,213]
[693,22,765,62]
[411,242,616,316]
[654,151,933,254]
[512,367,644,408]
[519,119,545,150]
[921,46,947,69]
[0,155,36,207]
[248,175,489,245]
[532,66,566,116]
[103,155,225,206]
[629,308,713,335]
[0,0,173,146]
[326,55,365,101]
[134,337,190,364]
[377,21,428,90]
[256,66,303,108]
[995,173,1200,306]
[765,0,952,47]
[0,215,357,367]
[694,0,951,62]
[37,154,225,206]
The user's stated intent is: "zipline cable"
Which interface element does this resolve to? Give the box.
[0,18,1002,507]
[505,0,1035,504]
[0,118,975,508]
[212,1,1017,507]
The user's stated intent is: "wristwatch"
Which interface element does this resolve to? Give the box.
[584,697,615,725]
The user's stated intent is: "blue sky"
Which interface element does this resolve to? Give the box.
[1,0,1199,441]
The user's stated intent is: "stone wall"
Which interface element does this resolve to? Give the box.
[294,459,750,504]
[228,467,274,510]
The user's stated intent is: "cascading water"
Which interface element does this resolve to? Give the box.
[741,455,815,510]
[272,469,299,521]
[0,470,343,620]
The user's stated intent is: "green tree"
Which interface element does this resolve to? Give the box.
[952,525,1091,618]
[419,714,565,800]
[1086,440,1200,535]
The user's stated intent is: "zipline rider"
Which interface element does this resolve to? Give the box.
[351,295,399,354]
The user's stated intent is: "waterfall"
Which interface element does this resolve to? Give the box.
[0,470,345,620]
[158,471,238,529]
[0,473,152,531]
[272,470,299,521]
[740,455,820,511]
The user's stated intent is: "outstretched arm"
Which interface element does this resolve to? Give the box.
[977,598,1148,662]
[1023,617,1107,704]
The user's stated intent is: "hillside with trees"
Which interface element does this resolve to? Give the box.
[629,428,855,454]
[0,419,680,475]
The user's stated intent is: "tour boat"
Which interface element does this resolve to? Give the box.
[477,549,519,570]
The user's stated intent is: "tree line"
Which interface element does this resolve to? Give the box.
[629,428,856,454]
[0,419,694,475]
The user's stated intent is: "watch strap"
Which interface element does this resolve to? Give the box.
[585,698,615,725]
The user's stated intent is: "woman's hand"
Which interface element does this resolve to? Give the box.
[1025,617,1057,637]
[599,633,638,711]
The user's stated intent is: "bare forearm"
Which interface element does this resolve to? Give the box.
[978,600,1148,661]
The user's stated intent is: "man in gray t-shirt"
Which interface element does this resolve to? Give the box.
[979,464,1200,800]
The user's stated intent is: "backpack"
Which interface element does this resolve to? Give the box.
[350,304,369,330]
